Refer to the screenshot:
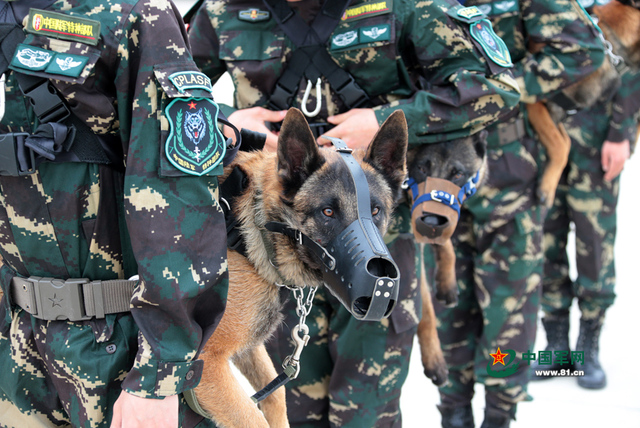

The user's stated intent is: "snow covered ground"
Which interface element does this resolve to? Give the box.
[175,1,640,425]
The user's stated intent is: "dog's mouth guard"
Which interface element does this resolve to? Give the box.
[267,137,400,321]
[406,172,479,245]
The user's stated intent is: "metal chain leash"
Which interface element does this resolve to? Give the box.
[281,285,318,379]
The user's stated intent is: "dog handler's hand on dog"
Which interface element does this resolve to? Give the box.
[226,107,288,152]
[320,108,379,149]
[601,139,630,181]
[110,392,178,428]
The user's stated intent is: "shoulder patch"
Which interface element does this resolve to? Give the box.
[341,0,393,22]
[470,19,513,68]
[26,9,101,46]
[169,71,213,94]
[447,5,486,23]
[238,8,271,22]
[165,98,226,176]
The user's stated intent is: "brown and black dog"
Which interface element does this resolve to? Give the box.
[405,132,488,385]
[412,0,640,386]
[193,108,408,427]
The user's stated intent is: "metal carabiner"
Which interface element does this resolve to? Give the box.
[282,323,310,379]
[301,78,322,118]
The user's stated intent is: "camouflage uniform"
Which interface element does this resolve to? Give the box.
[428,0,605,422]
[0,1,228,427]
[189,0,520,426]
[542,68,640,321]
[538,0,640,389]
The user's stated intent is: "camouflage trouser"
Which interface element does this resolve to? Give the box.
[266,205,420,428]
[430,133,544,415]
[541,110,620,320]
[0,280,213,428]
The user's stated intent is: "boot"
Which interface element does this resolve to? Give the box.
[480,408,511,428]
[437,404,474,428]
[530,314,572,380]
[575,317,607,389]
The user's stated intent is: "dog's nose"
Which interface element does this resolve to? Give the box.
[415,213,450,239]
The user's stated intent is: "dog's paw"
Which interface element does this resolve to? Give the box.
[423,363,449,387]
[435,287,458,308]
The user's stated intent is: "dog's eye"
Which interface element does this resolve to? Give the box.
[451,170,464,181]
[323,207,334,217]
[371,206,380,216]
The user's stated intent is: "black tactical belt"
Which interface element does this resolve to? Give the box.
[10,275,136,321]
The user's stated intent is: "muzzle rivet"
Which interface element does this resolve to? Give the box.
[375,291,381,296]
[384,292,390,298]
[387,281,393,287]
[378,280,384,286]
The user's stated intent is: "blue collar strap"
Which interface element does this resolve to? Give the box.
[407,170,480,217]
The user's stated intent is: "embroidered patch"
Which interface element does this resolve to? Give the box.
[10,44,89,77]
[238,8,270,22]
[470,19,513,68]
[341,0,392,21]
[165,98,226,176]
[331,30,359,49]
[492,0,518,13]
[45,53,89,77]
[360,24,390,43]
[26,9,101,46]
[10,44,53,71]
[169,71,213,94]
[457,6,485,21]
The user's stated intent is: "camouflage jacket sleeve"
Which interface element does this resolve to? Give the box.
[115,1,228,398]
[606,69,640,144]
[511,0,605,103]
[373,0,521,144]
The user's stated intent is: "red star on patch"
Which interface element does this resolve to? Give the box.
[188,101,197,109]
[490,347,508,366]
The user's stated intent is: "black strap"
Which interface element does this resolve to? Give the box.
[220,166,249,256]
[262,0,370,111]
[12,72,123,169]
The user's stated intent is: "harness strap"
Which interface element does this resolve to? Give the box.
[263,0,370,112]
[10,275,136,322]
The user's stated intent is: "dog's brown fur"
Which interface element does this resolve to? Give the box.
[528,0,640,207]
[194,108,407,427]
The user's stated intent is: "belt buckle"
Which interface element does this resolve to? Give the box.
[30,276,91,321]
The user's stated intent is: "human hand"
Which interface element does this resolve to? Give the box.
[320,108,379,150]
[601,139,630,181]
[110,391,178,428]
[226,107,287,152]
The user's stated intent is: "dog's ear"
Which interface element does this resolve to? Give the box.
[364,110,408,193]
[277,108,325,199]
[473,129,488,160]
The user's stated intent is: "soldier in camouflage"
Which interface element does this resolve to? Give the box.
[0,1,229,427]
[188,0,520,426]
[531,0,639,391]
[426,0,606,427]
